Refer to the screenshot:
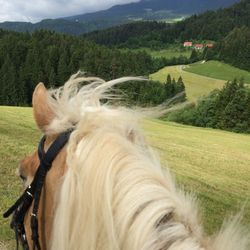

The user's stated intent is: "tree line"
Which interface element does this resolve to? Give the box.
[119,74,186,106]
[165,79,250,133]
[0,30,157,106]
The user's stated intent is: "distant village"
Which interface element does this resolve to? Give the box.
[183,41,214,50]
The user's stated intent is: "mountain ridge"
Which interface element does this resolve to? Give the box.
[0,0,240,35]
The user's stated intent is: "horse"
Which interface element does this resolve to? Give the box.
[5,72,249,250]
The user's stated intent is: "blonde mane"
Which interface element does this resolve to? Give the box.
[46,73,249,250]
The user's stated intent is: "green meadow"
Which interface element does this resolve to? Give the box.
[150,65,226,101]
[0,106,250,248]
[0,106,41,249]
[120,47,191,59]
[147,48,191,59]
[143,119,250,234]
[184,60,250,84]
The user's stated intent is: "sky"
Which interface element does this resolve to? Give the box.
[0,0,140,23]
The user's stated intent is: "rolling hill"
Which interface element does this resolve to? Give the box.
[184,61,250,84]
[150,65,226,101]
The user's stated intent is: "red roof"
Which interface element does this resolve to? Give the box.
[194,44,203,49]
[183,41,193,46]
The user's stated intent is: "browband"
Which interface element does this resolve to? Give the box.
[3,129,73,250]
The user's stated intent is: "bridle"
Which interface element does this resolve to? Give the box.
[3,129,73,250]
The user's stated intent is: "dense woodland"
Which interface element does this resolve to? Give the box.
[165,79,250,133]
[0,29,187,106]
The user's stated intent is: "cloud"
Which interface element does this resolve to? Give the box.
[0,0,140,23]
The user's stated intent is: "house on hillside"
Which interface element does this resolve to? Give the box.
[183,41,193,47]
[194,44,203,50]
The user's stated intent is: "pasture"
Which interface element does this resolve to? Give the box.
[0,106,250,248]
[150,65,226,101]
[184,60,250,84]
[147,47,191,59]
[120,47,191,59]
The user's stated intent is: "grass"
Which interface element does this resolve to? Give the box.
[0,106,41,249]
[147,48,191,59]
[120,47,191,59]
[143,119,250,234]
[150,65,226,101]
[184,60,250,84]
[0,106,250,247]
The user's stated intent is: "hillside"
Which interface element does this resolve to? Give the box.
[0,106,249,248]
[0,0,240,35]
[150,65,225,101]
[84,0,249,46]
[184,61,250,83]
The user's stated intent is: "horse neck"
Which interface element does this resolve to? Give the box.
[49,126,209,250]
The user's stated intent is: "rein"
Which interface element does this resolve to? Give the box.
[3,129,73,250]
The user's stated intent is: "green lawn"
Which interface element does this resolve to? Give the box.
[184,60,250,84]
[150,65,225,101]
[0,107,250,248]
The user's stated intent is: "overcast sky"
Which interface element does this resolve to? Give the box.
[0,0,139,23]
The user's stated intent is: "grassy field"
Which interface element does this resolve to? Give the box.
[0,106,41,249]
[120,47,191,59]
[0,106,250,248]
[184,60,250,84]
[147,48,191,59]
[150,65,226,101]
[143,119,250,233]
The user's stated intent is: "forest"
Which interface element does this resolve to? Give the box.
[0,29,187,106]
[165,79,250,133]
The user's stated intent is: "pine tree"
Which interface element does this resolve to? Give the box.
[190,49,199,63]
[164,74,173,98]
[49,68,57,88]
[0,55,18,105]
[57,51,70,85]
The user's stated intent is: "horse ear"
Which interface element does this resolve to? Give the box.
[32,83,55,132]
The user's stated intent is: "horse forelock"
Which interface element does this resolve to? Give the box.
[44,72,145,135]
